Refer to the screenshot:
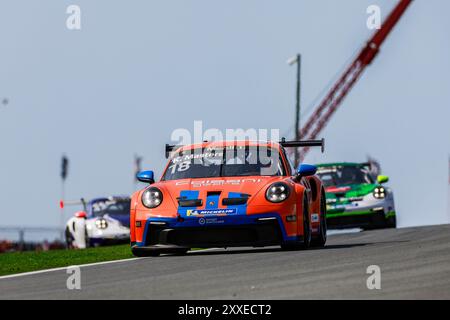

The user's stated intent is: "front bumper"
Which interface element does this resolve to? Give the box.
[326,207,396,229]
[89,234,130,246]
[133,213,298,249]
[87,222,130,246]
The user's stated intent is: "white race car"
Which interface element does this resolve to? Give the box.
[65,196,130,248]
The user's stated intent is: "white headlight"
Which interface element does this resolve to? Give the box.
[266,182,290,203]
[373,187,386,199]
[142,187,163,208]
[95,218,108,229]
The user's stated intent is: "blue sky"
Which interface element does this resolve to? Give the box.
[0,0,449,235]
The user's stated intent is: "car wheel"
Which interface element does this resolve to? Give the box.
[65,226,74,248]
[386,216,397,228]
[301,196,312,249]
[281,195,311,250]
[311,191,327,248]
[83,228,90,248]
[364,212,386,230]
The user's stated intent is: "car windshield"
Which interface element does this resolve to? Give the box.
[317,166,374,187]
[91,199,130,217]
[162,146,285,180]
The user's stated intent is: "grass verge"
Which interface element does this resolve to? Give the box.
[0,244,133,276]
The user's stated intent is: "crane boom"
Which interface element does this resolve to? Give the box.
[299,0,413,161]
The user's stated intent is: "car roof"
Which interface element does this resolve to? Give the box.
[316,162,365,168]
[174,140,282,154]
[88,196,130,204]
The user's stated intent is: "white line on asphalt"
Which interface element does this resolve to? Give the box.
[0,258,144,280]
[327,228,362,236]
[189,248,224,253]
[0,248,223,280]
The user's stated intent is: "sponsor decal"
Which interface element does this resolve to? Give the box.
[326,186,351,193]
[175,179,262,188]
[327,204,347,211]
[198,217,225,225]
[311,213,319,222]
[188,208,237,216]
[317,167,337,174]
[205,218,225,225]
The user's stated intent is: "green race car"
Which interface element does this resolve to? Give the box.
[315,162,396,229]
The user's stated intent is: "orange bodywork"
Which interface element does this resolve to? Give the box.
[130,141,325,248]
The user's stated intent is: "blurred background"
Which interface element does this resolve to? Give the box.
[0,0,449,248]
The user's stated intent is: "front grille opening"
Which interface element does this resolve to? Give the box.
[327,212,385,229]
[168,228,256,245]
[178,199,202,207]
[222,197,249,206]
[145,221,282,247]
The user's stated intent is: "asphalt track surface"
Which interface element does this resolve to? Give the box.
[1,224,450,299]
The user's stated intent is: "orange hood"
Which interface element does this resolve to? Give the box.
[156,176,286,207]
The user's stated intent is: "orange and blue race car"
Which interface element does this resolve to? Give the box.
[130,139,327,256]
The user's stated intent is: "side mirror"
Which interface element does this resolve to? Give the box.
[377,175,389,184]
[296,164,317,178]
[137,170,155,184]
[75,211,87,219]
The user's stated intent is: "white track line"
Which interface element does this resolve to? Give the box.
[0,258,143,280]
[327,228,362,236]
[0,248,222,280]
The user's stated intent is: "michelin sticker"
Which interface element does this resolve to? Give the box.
[187,208,237,216]
[311,213,319,222]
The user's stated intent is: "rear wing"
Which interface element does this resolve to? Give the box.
[60,198,88,211]
[165,144,182,159]
[60,196,130,211]
[279,138,325,153]
[166,139,325,158]
[360,162,371,169]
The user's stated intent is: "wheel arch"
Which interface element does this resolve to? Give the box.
[306,175,324,212]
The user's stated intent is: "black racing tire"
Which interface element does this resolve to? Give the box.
[386,216,397,229]
[281,195,311,250]
[84,227,91,248]
[363,212,386,230]
[311,190,327,248]
[65,226,74,248]
[364,212,397,230]
[301,195,312,249]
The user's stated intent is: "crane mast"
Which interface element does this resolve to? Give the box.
[299,0,413,161]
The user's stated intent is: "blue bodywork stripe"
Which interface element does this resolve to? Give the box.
[205,194,220,209]
[177,190,199,216]
[226,192,248,215]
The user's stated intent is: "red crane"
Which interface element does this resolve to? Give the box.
[299,0,413,161]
